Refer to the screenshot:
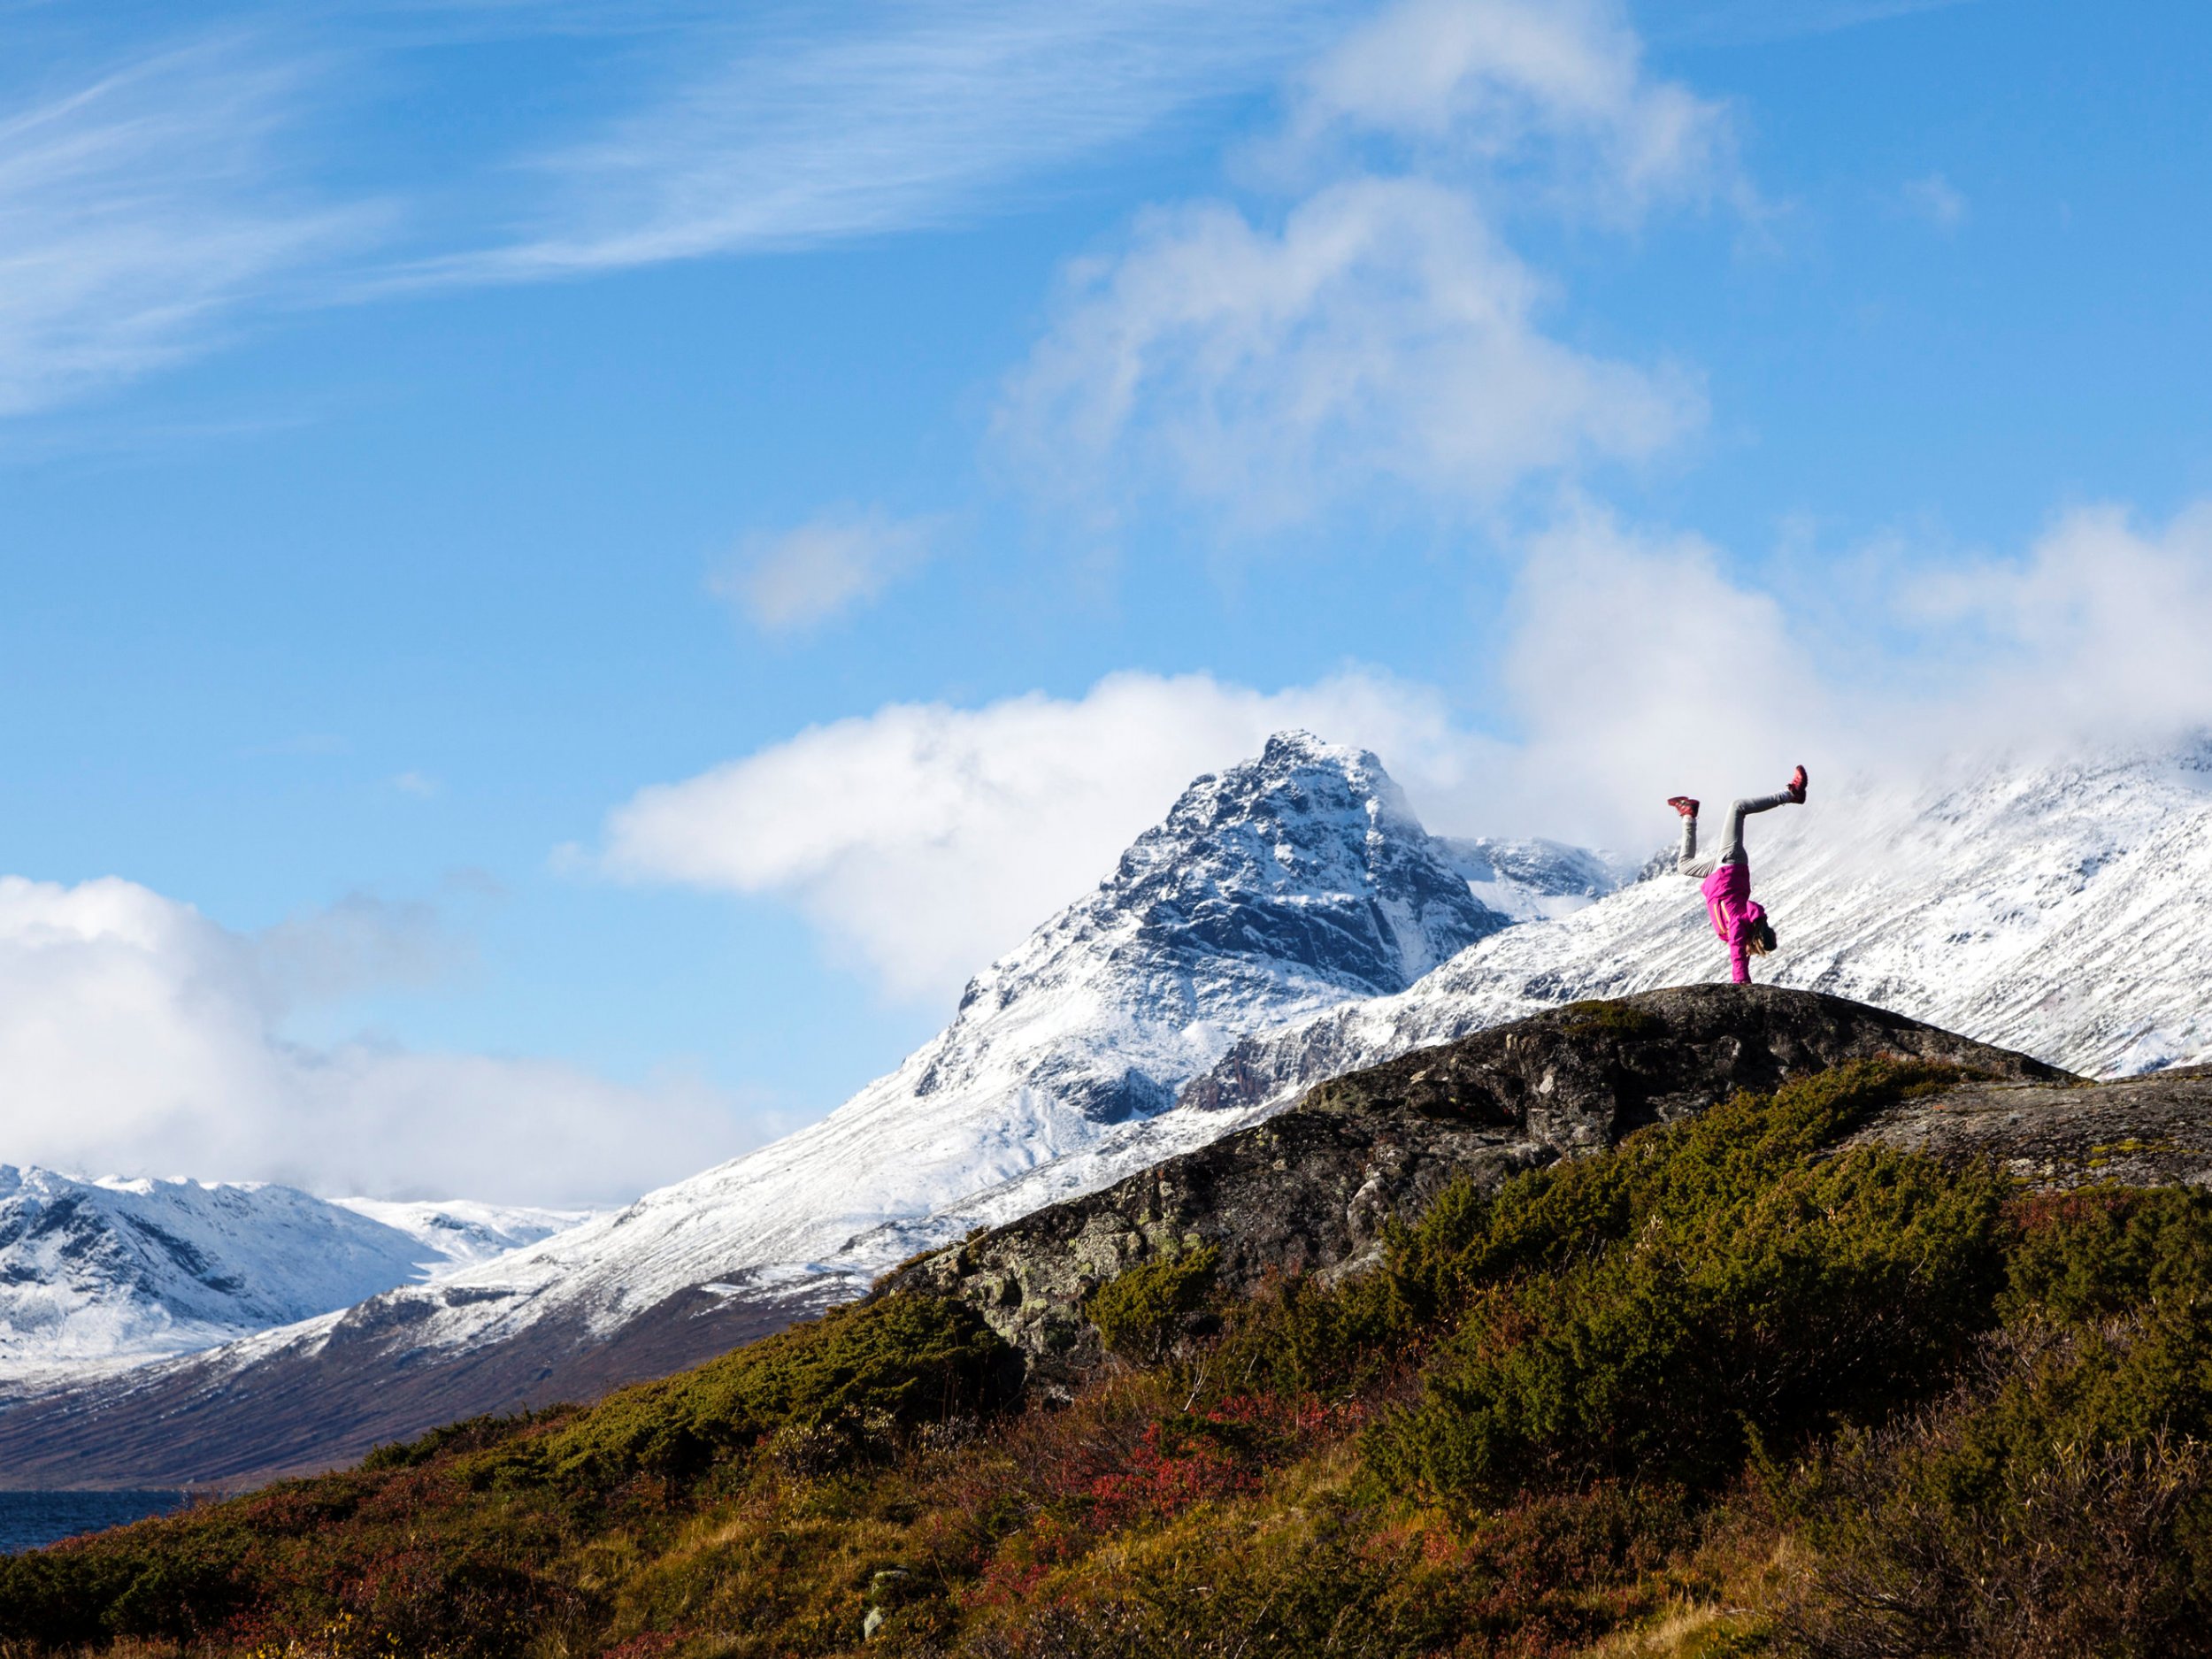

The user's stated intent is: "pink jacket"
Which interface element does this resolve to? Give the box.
[1701,863,1768,984]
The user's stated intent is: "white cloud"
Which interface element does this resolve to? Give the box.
[1902,503,2212,747]
[1902,171,1966,229]
[0,876,745,1205]
[1294,0,1737,218]
[600,669,1508,1001]
[0,37,376,417]
[1495,507,1834,838]
[1000,177,1702,522]
[997,0,1729,523]
[714,509,936,633]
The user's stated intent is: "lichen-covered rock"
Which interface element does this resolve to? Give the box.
[1850,1064,2212,1189]
[885,985,2067,1376]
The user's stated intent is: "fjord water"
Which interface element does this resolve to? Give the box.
[0,1490,186,1554]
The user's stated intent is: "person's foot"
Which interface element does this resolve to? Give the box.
[1667,795,1700,818]
[1786,764,1808,804]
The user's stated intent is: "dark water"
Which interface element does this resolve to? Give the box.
[0,1489,188,1554]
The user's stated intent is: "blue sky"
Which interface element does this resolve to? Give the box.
[5,0,2210,1202]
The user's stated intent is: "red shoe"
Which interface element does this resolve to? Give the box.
[1786,765,1808,804]
[1666,795,1700,818]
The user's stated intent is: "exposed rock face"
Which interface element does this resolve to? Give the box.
[1850,1064,2212,1189]
[889,986,2069,1374]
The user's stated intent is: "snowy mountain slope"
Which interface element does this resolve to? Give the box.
[0,1167,580,1394]
[0,733,1611,1485]
[333,1199,593,1277]
[1170,741,2212,1128]
[1437,837,1634,923]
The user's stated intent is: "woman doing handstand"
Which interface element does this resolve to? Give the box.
[1667,766,1808,984]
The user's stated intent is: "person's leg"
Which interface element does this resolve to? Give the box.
[1718,790,1793,864]
[1676,810,1718,878]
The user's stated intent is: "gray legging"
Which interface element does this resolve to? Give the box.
[1678,790,1794,879]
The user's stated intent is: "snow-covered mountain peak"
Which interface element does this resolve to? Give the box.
[956,729,1502,1040]
[4,733,1554,1407]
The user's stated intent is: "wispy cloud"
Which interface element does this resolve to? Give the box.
[4,4,1347,411]
[416,0,1341,282]
[1000,177,1703,525]
[1901,170,1967,230]
[996,0,1728,526]
[712,508,939,634]
[0,35,381,416]
[1289,0,1741,220]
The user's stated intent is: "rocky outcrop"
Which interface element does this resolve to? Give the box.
[887,986,2070,1375]
[1850,1064,2212,1189]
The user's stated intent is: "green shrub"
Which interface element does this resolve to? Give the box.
[2004,1184,2212,1325]
[1364,1061,2005,1504]
[518,1292,1019,1491]
[1087,1243,1220,1363]
[1215,1060,1982,1413]
[1781,1331,2212,1655]
[360,1406,564,1471]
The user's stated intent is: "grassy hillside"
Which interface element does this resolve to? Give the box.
[6,1056,2211,1658]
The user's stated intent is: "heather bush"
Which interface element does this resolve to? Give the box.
[1778,1187,2212,1656]
[1780,1333,2212,1655]
[959,1478,1692,1658]
[360,1407,561,1472]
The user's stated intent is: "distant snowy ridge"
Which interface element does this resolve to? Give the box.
[334,1198,596,1278]
[0,1166,583,1392]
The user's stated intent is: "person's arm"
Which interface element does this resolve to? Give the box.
[1722,901,1753,982]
